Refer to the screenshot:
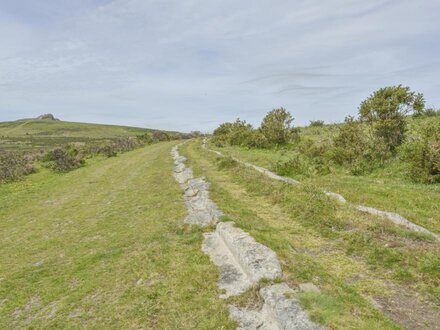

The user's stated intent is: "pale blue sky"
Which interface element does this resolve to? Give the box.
[1,0,439,131]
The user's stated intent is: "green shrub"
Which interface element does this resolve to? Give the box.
[211,119,255,147]
[332,116,393,175]
[245,130,269,148]
[400,123,440,183]
[260,107,295,146]
[273,154,310,178]
[359,85,425,153]
[309,120,324,127]
[0,152,36,183]
[217,156,238,170]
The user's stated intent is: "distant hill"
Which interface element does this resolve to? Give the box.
[0,117,154,138]
[0,117,171,151]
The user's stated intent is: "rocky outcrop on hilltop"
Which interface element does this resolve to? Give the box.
[36,114,59,121]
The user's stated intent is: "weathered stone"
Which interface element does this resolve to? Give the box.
[230,284,325,330]
[299,283,320,293]
[324,191,347,203]
[173,162,185,173]
[203,231,252,297]
[217,222,282,283]
[356,205,439,239]
[174,168,193,184]
[202,222,282,297]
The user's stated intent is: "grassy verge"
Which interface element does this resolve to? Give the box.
[210,144,440,234]
[0,142,234,329]
[181,140,440,329]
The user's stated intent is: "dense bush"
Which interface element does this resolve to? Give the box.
[209,89,438,184]
[0,152,36,183]
[212,108,296,148]
[260,107,295,146]
[152,131,171,142]
[400,123,440,183]
[273,155,309,178]
[359,85,425,153]
[332,116,393,175]
[44,145,86,172]
[211,119,255,147]
[309,120,324,127]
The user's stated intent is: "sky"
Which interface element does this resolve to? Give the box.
[0,0,439,132]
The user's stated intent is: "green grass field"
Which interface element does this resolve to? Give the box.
[0,119,160,152]
[0,142,233,329]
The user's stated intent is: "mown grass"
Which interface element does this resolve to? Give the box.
[180,140,440,329]
[0,142,234,329]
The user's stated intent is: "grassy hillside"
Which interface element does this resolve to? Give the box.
[0,142,233,329]
[0,118,160,151]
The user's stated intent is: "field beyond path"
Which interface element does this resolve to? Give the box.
[0,142,233,329]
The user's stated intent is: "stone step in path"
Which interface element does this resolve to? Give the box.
[171,143,324,330]
[229,283,324,330]
[203,221,282,298]
[203,140,439,240]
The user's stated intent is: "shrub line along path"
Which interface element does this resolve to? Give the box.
[203,140,439,240]
[171,143,324,329]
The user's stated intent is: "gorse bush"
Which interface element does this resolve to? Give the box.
[260,107,295,146]
[211,108,296,148]
[211,119,256,147]
[44,145,86,172]
[0,152,36,183]
[359,85,425,153]
[401,123,440,183]
[210,87,437,184]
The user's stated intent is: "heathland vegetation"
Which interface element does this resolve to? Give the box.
[210,86,440,234]
[0,115,200,183]
[211,85,439,184]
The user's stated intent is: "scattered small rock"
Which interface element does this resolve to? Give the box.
[299,283,320,293]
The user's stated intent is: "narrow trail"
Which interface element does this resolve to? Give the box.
[171,144,324,330]
[204,140,439,240]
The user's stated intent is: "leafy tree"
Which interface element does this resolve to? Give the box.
[260,107,294,145]
[359,85,425,152]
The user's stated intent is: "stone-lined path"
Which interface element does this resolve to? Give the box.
[171,144,324,330]
[203,141,439,240]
